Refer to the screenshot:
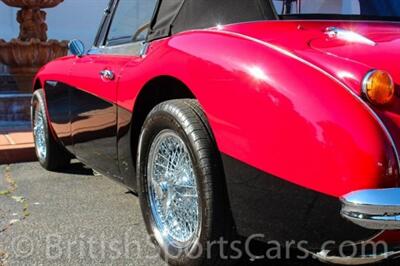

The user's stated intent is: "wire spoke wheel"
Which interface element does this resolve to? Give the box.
[147,130,201,249]
[34,107,47,161]
[138,100,234,264]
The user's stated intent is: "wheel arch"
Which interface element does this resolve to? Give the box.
[120,75,202,190]
[130,76,196,157]
[33,78,43,92]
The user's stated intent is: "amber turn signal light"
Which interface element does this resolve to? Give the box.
[362,70,395,106]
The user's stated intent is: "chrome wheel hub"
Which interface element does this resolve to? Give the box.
[147,130,200,248]
[33,107,47,160]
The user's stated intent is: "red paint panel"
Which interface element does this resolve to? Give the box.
[36,20,400,199]
[69,55,132,104]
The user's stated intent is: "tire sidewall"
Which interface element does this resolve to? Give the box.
[137,109,211,265]
[32,90,52,168]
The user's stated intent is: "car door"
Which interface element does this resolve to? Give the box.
[68,55,128,178]
[68,0,157,179]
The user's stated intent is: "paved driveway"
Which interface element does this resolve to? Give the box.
[0,162,165,266]
[0,162,394,265]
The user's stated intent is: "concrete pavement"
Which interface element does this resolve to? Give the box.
[0,162,395,265]
[0,162,164,266]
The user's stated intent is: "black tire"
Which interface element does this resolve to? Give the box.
[31,89,71,171]
[137,99,235,266]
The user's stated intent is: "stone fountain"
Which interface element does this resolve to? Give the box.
[0,0,68,92]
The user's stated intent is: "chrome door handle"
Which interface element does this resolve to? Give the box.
[100,69,115,81]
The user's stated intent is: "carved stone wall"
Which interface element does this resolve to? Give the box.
[0,0,109,48]
[17,8,48,41]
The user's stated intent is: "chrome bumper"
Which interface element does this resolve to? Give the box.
[341,188,400,230]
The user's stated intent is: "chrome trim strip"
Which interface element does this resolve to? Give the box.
[140,42,150,57]
[341,188,400,230]
[300,235,400,265]
[91,42,144,56]
[361,69,377,101]
[309,248,400,265]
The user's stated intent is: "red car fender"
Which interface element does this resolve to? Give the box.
[118,30,399,198]
[32,56,76,139]
[33,56,75,88]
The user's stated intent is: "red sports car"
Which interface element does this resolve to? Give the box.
[32,0,400,264]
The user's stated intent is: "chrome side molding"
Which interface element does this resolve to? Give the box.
[308,248,400,265]
[341,188,400,230]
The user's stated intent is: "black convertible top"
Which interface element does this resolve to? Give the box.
[148,0,278,41]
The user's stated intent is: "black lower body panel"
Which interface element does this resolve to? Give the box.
[221,154,379,249]
[117,106,137,190]
[44,81,73,152]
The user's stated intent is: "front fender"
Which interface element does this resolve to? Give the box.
[33,56,75,90]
